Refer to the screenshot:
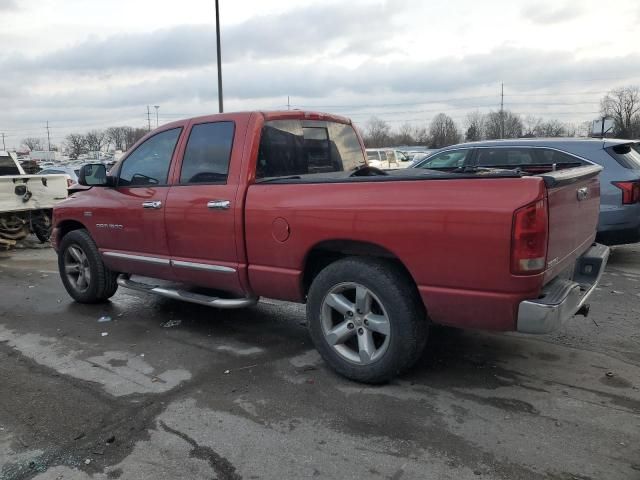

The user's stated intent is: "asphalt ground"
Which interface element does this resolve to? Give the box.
[0,240,639,480]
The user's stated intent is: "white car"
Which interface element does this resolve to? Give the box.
[366,149,410,169]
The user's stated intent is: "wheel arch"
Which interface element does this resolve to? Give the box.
[301,239,417,297]
[57,219,88,242]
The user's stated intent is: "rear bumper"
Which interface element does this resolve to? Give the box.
[517,243,609,334]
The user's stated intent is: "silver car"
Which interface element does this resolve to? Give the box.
[412,138,640,245]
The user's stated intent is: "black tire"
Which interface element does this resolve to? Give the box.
[32,211,52,243]
[307,257,428,384]
[58,229,118,303]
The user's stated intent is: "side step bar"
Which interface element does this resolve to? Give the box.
[117,275,258,309]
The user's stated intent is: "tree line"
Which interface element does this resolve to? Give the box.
[21,126,148,159]
[361,85,640,148]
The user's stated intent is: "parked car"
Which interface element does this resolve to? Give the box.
[412,139,640,245]
[38,166,80,187]
[52,111,607,383]
[365,149,410,169]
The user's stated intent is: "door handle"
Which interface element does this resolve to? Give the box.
[142,200,162,209]
[207,200,231,210]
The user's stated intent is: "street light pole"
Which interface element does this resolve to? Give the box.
[215,0,223,113]
[154,105,160,127]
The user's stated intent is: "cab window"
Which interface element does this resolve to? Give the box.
[476,148,535,167]
[180,122,234,184]
[119,128,181,187]
[417,149,470,169]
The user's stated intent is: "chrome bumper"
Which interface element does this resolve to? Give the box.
[517,244,610,334]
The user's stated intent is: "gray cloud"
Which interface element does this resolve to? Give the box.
[8,47,639,112]
[2,1,405,73]
[521,2,583,24]
[0,0,17,10]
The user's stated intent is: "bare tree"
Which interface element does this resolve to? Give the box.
[124,127,147,150]
[22,137,43,151]
[485,110,523,139]
[363,116,391,148]
[85,130,107,153]
[106,126,128,151]
[395,122,416,146]
[464,111,485,142]
[523,115,542,137]
[65,133,87,160]
[429,113,459,149]
[535,119,565,137]
[601,86,640,138]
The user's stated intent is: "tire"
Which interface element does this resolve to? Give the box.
[307,257,428,384]
[58,229,119,303]
[33,211,52,243]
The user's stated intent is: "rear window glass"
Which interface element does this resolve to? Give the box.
[607,143,640,169]
[534,149,585,166]
[180,121,234,184]
[256,120,364,179]
[477,148,535,166]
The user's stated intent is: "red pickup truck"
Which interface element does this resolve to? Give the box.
[52,111,609,383]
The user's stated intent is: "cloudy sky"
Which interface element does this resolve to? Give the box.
[1,0,639,148]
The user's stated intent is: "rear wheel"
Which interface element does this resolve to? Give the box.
[307,257,428,383]
[58,229,118,303]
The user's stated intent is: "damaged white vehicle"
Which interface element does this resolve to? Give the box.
[0,151,68,246]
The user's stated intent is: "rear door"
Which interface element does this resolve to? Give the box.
[164,117,247,295]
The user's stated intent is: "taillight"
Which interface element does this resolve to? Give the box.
[612,181,640,205]
[67,178,74,188]
[511,198,548,275]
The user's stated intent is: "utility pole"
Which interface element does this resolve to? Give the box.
[1,133,5,151]
[46,121,51,151]
[147,106,152,132]
[500,82,504,139]
[154,105,160,127]
[287,96,290,111]
[215,0,224,113]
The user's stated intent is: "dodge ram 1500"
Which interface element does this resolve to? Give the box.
[52,111,609,383]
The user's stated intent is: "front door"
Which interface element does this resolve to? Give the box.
[164,119,245,295]
[96,127,183,279]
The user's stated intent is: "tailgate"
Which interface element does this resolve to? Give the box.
[539,165,602,283]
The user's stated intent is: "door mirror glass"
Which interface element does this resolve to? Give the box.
[78,163,108,186]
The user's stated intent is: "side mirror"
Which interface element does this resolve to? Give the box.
[78,163,109,186]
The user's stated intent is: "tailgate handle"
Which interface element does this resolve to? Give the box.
[577,187,589,201]
[142,200,162,209]
[207,200,231,210]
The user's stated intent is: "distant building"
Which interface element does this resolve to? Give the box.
[29,151,60,161]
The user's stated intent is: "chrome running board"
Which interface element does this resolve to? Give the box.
[117,275,258,309]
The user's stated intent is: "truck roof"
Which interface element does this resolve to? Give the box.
[158,110,352,131]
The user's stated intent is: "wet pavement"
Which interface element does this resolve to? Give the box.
[0,241,639,479]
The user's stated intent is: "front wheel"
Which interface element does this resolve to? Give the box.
[58,229,118,303]
[307,257,428,383]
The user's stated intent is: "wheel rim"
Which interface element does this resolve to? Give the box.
[63,244,91,292]
[320,282,391,365]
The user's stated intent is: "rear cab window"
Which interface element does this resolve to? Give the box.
[607,143,640,169]
[256,120,365,180]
